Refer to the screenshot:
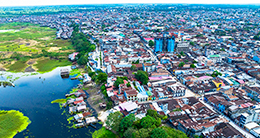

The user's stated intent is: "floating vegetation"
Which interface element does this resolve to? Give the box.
[51,99,67,104]
[0,110,31,138]
[0,81,14,87]
[69,69,81,77]
[69,88,79,94]
[67,116,74,124]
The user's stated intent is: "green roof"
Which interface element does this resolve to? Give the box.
[119,33,125,37]
[209,54,220,58]
[230,79,240,85]
[147,91,152,96]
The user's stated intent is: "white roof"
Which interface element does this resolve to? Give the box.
[119,101,138,112]
[152,102,162,112]
[135,113,146,119]
[252,127,260,134]
[75,97,84,101]
[107,91,114,97]
[245,122,260,130]
[77,106,86,111]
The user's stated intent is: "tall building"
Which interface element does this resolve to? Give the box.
[167,37,175,52]
[154,35,175,52]
[154,38,163,52]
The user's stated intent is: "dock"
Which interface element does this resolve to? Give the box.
[85,117,98,125]
[60,69,69,78]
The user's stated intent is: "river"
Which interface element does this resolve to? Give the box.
[0,67,101,138]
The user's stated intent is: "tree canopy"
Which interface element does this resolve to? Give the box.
[97,72,108,83]
[105,111,123,132]
[119,114,136,132]
[151,128,168,138]
[114,78,124,88]
[190,64,196,68]
[178,62,185,67]
[135,70,149,85]
[131,65,137,71]
[148,40,154,47]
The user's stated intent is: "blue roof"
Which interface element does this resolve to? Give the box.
[107,65,112,73]
[158,92,164,97]
[114,64,132,68]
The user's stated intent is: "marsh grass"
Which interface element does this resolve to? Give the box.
[0,110,31,138]
[35,58,71,73]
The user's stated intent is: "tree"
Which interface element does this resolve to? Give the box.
[131,65,137,71]
[135,70,149,85]
[148,40,154,47]
[190,41,195,46]
[114,78,124,88]
[211,70,222,77]
[97,72,108,83]
[123,127,136,138]
[134,128,153,138]
[127,83,131,87]
[193,60,198,63]
[184,59,188,63]
[140,115,157,128]
[146,109,160,120]
[180,51,184,56]
[105,111,123,132]
[92,127,117,138]
[161,126,188,138]
[106,101,113,109]
[190,64,196,68]
[178,62,185,67]
[151,128,168,138]
[94,39,99,43]
[77,56,88,65]
[119,114,135,133]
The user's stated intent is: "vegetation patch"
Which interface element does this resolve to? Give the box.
[69,69,81,77]
[35,58,71,73]
[92,127,118,138]
[51,99,67,104]
[0,110,31,138]
[6,60,28,72]
[0,22,74,72]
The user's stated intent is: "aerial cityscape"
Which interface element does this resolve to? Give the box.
[1,2,260,138]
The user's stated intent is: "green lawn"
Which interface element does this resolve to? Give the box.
[0,110,31,138]
[92,127,118,138]
[7,60,28,72]
[35,58,72,73]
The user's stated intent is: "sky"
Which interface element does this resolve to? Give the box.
[0,0,259,7]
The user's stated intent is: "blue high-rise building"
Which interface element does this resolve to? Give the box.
[167,36,175,52]
[154,38,163,52]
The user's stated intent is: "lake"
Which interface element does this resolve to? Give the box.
[0,67,101,138]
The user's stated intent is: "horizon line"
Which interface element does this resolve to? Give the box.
[1,3,260,8]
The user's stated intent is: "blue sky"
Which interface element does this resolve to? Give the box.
[0,0,259,6]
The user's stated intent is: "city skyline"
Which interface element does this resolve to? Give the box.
[0,0,260,7]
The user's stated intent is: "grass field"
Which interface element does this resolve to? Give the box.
[0,110,31,138]
[35,58,72,73]
[7,60,28,72]
[0,22,74,72]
